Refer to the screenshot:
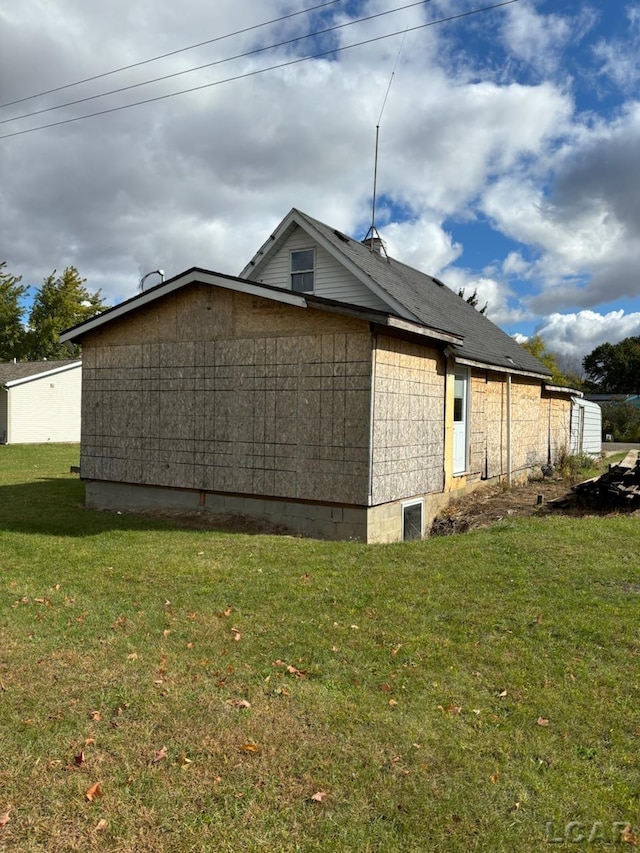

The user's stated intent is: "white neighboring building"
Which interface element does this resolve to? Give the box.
[570,397,602,455]
[0,360,82,444]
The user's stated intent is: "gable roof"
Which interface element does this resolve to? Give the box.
[241,208,551,377]
[0,360,81,388]
[60,268,462,348]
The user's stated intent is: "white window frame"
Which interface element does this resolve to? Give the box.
[290,248,315,293]
[401,498,424,542]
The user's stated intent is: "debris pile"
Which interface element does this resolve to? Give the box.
[550,460,640,511]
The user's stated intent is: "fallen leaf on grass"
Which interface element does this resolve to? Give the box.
[490,771,499,783]
[389,699,398,707]
[74,751,85,767]
[85,782,103,802]
[0,808,11,829]
[447,704,462,714]
[126,652,138,661]
[231,628,242,642]
[272,659,307,677]
[225,698,251,709]
[620,824,637,845]
[152,746,168,764]
[217,606,232,618]
[537,717,550,727]
[95,819,108,832]
[240,743,260,754]
[310,791,327,802]
[498,689,508,697]
[89,711,102,722]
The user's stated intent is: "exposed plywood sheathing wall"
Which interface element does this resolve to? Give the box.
[370,335,445,504]
[470,371,572,479]
[80,285,373,505]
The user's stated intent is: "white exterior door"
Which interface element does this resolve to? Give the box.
[453,370,469,475]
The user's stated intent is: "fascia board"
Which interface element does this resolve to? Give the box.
[239,208,299,279]
[451,354,550,381]
[544,384,583,396]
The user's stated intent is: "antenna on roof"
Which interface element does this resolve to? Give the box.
[363,27,408,260]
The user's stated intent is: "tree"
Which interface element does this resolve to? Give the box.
[519,334,574,387]
[600,401,640,442]
[582,336,640,394]
[25,267,108,360]
[0,262,28,361]
[458,287,487,314]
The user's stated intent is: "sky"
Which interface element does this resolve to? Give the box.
[1,0,639,364]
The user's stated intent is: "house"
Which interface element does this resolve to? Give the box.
[0,359,82,444]
[60,208,576,542]
[570,398,601,455]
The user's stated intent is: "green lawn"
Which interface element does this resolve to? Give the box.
[1,444,639,851]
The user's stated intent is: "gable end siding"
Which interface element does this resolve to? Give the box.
[251,226,392,311]
[8,368,81,443]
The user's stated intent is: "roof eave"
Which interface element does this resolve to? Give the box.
[544,383,583,397]
[449,352,551,381]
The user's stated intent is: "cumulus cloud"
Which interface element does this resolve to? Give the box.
[536,310,640,359]
[0,0,638,350]
[482,102,640,313]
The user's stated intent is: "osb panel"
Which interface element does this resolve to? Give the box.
[84,286,366,349]
[370,335,445,504]
[471,372,572,479]
[81,286,373,505]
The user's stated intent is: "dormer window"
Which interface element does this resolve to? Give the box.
[291,249,314,292]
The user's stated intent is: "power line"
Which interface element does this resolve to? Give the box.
[0,1,519,141]
[0,0,345,110]
[1,0,432,127]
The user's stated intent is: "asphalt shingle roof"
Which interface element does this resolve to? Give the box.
[0,360,79,386]
[295,210,550,376]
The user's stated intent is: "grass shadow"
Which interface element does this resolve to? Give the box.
[0,477,177,537]
[0,477,296,538]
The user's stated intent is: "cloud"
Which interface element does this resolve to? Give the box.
[0,0,638,352]
[482,102,640,312]
[592,3,640,90]
[436,266,527,326]
[536,309,640,358]
[500,0,595,76]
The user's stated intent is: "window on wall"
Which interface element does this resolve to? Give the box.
[402,500,423,541]
[291,249,314,292]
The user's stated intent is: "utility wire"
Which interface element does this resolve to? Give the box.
[1,0,432,126]
[0,0,345,110]
[0,1,519,141]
